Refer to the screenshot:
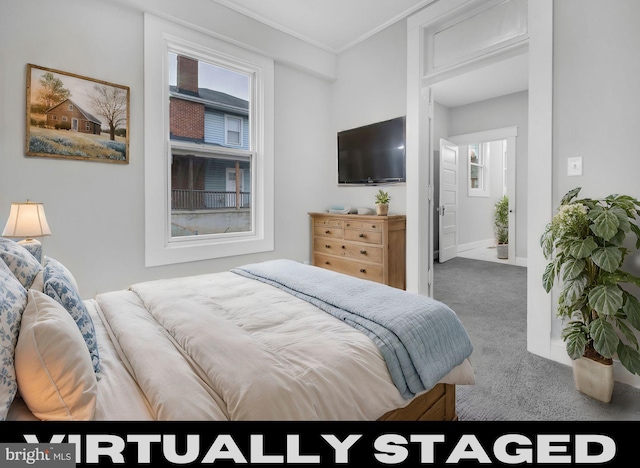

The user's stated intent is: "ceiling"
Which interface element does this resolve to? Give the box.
[211,0,434,54]
[211,0,529,107]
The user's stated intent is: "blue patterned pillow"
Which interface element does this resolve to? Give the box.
[0,238,42,289]
[0,260,28,420]
[43,257,100,377]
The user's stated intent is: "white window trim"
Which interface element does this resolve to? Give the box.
[144,13,274,267]
[224,114,243,147]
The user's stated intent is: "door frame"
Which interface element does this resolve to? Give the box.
[406,1,554,358]
[448,126,518,265]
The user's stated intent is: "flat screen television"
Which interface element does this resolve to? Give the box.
[337,116,406,185]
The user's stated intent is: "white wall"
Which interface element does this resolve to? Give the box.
[329,19,408,215]
[0,0,333,297]
[552,0,640,356]
[449,91,529,259]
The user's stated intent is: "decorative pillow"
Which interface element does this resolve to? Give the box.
[0,260,28,421]
[29,270,44,292]
[0,238,42,289]
[15,290,97,420]
[43,256,79,292]
[43,257,100,377]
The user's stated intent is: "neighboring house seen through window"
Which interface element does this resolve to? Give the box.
[168,51,252,238]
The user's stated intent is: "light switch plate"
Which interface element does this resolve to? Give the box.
[568,157,582,176]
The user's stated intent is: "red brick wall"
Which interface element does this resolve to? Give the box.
[177,56,198,94]
[170,97,204,140]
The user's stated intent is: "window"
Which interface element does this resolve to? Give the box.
[168,52,252,238]
[61,116,68,122]
[468,142,490,197]
[144,14,274,266]
[68,104,73,111]
[85,122,91,131]
[225,115,243,146]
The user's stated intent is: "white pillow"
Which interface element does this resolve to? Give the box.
[29,269,44,292]
[15,290,97,420]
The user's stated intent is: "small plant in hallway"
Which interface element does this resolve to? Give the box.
[540,187,640,399]
[375,189,390,216]
[494,195,509,259]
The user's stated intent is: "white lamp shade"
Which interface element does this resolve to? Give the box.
[2,202,52,238]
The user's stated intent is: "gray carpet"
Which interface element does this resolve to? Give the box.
[433,256,640,420]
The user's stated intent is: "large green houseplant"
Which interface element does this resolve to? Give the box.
[494,195,509,259]
[540,187,640,380]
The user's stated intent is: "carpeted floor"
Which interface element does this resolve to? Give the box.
[433,256,640,421]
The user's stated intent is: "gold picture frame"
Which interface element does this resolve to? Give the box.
[25,64,130,164]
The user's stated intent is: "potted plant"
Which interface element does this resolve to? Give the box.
[494,195,509,259]
[375,189,390,216]
[540,187,640,402]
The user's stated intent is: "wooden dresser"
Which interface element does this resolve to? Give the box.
[309,212,406,289]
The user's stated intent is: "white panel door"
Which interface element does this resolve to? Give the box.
[439,139,459,263]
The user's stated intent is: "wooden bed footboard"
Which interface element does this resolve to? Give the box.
[377,384,457,421]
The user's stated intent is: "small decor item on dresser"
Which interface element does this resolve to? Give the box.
[328,205,355,214]
[2,201,52,263]
[375,189,390,216]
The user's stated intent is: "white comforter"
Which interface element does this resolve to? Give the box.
[96,271,473,420]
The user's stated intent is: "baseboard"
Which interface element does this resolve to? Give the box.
[515,256,528,267]
[458,238,494,252]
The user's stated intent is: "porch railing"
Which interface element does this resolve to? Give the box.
[171,189,251,210]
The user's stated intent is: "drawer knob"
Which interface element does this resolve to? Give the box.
[325,244,330,248]
[371,225,376,229]
[325,230,330,234]
[341,245,346,249]
[359,233,365,238]
[360,269,366,273]
[346,223,350,227]
[325,261,330,265]
[360,250,367,255]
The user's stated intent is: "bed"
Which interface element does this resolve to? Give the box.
[0,238,474,422]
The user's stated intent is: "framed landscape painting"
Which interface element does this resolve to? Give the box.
[25,64,130,164]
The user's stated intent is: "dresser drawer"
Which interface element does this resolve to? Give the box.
[314,218,343,228]
[314,254,383,283]
[344,229,382,244]
[313,239,383,264]
[314,226,344,239]
[343,220,383,231]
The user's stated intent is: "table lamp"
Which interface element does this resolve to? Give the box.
[2,201,52,263]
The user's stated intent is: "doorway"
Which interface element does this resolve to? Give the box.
[436,126,520,266]
[406,0,554,364]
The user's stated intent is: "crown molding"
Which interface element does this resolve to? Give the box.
[210,0,435,55]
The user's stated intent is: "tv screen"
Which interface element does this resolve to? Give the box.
[337,116,406,184]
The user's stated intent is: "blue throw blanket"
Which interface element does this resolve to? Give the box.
[231,259,473,399]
